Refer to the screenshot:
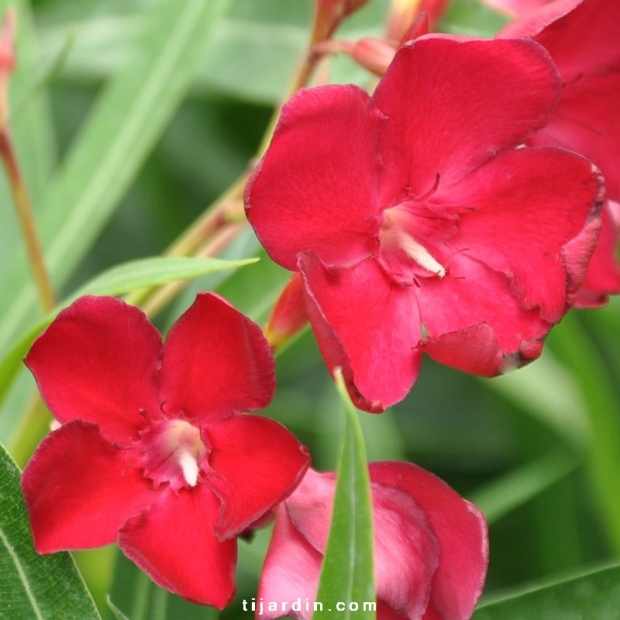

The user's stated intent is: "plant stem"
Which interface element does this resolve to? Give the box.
[140,221,247,318]
[0,126,55,312]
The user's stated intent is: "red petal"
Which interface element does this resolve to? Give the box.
[500,0,619,81]
[374,36,561,201]
[370,462,489,620]
[418,254,551,374]
[442,147,603,323]
[25,296,162,444]
[576,202,620,307]
[119,486,237,608]
[21,421,156,553]
[245,84,383,270]
[160,293,275,420]
[532,72,620,201]
[258,503,323,620]
[299,253,422,412]
[204,414,310,539]
[500,0,620,200]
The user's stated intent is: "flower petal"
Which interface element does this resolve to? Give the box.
[374,36,561,200]
[25,296,162,444]
[370,462,489,620]
[418,254,550,374]
[21,421,156,553]
[245,84,383,270]
[119,486,237,608]
[577,202,620,307]
[500,0,620,200]
[441,146,603,323]
[500,0,619,81]
[532,72,620,201]
[285,469,439,619]
[160,293,275,420]
[299,253,422,412]
[258,503,323,620]
[205,414,310,539]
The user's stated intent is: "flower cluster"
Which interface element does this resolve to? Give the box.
[246,32,603,412]
[17,0,619,617]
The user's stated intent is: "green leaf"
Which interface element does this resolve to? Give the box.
[469,449,578,524]
[473,562,620,619]
[74,255,258,299]
[0,441,101,620]
[314,370,375,620]
[0,256,257,413]
[0,0,231,352]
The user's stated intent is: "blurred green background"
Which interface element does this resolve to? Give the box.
[1,0,619,618]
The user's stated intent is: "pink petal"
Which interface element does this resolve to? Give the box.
[160,293,275,420]
[370,462,489,620]
[258,503,324,620]
[119,486,237,608]
[204,414,310,539]
[286,469,440,619]
[245,84,383,270]
[418,254,551,374]
[374,36,561,200]
[483,0,562,17]
[299,253,423,412]
[441,146,603,323]
[25,296,162,444]
[21,421,156,553]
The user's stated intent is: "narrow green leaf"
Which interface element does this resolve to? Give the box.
[0,0,231,351]
[469,450,578,524]
[75,256,258,300]
[549,312,620,555]
[0,441,101,620]
[106,597,131,620]
[473,562,620,619]
[0,256,257,411]
[314,370,375,620]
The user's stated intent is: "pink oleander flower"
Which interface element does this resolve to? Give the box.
[246,35,603,412]
[0,9,16,125]
[499,0,620,306]
[258,464,488,620]
[481,0,553,16]
[21,294,310,608]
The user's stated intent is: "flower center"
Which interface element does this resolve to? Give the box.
[379,205,446,285]
[140,419,208,490]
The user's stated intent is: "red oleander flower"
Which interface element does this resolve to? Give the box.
[21,294,310,608]
[499,0,620,306]
[246,35,603,412]
[258,464,488,620]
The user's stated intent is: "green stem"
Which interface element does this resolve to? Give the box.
[0,126,56,312]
